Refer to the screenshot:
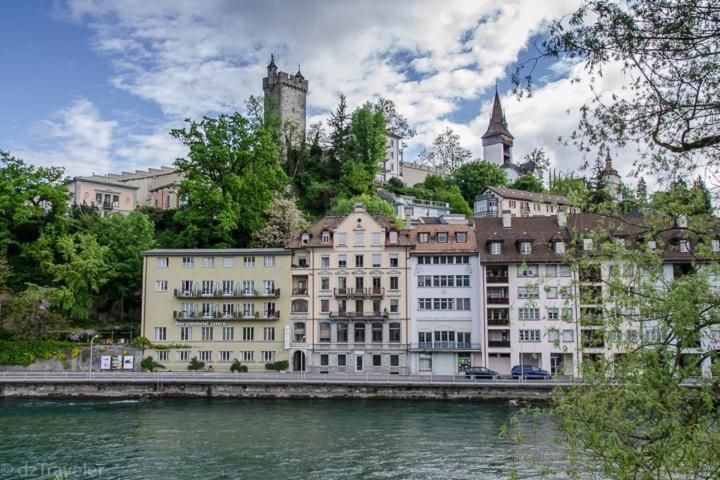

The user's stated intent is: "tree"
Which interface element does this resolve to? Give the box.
[187,357,205,371]
[171,113,288,248]
[522,148,551,179]
[328,94,352,169]
[412,175,473,217]
[141,356,166,372]
[368,97,416,141]
[617,182,639,214]
[649,180,714,216]
[1,285,68,340]
[251,198,309,248]
[452,161,508,205]
[549,175,588,198]
[636,177,648,206]
[514,0,720,176]
[330,194,395,217]
[509,173,544,193]
[339,104,386,196]
[417,128,471,173]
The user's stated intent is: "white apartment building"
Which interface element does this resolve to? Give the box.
[474,186,576,218]
[408,217,482,375]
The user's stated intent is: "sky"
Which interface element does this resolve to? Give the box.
[0,0,634,183]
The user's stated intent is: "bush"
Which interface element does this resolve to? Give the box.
[187,356,205,371]
[330,194,395,217]
[0,340,79,366]
[230,359,248,373]
[265,360,289,371]
[130,336,153,349]
[141,356,165,372]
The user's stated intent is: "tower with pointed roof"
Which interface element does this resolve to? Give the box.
[262,54,308,149]
[601,152,622,198]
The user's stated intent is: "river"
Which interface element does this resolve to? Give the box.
[0,399,565,479]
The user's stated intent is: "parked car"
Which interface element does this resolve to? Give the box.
[511,365,552,380]
[465,366,498,380]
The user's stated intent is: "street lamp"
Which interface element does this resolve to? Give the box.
[88,334,101,374]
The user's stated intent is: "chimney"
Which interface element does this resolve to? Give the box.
[676,215,688,228]
[502,210,512,228]
[557,212,567,227]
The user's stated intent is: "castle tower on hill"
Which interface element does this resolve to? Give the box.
[262,54,308,147]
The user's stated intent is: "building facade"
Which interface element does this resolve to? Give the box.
[287,203,413,373]
[141,248,292,371]
[107,166,183,208]
[474,186,577,218]
[65,176,138,215]
[408,217,482,375]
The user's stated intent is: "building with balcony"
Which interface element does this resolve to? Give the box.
[474,186,576,218]
[65,176,138,215]
[475,213,580,376]
[140,248,292,371]
[408,216,481,375]
[287,203,413,373]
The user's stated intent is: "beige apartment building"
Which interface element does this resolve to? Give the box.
[287,203,414,373]
[474,186,577,218]
[141,248,292,371]
[65,175,138,215]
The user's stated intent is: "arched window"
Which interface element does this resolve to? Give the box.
[291,299,308,313]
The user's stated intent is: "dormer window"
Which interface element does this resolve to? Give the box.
[519,241,532,255]
[321,231,330,244]
[679,240,691,253]
[301,233,310,245]
[712,239,720,253]
[418,232,429,243]
[647,240,657,250]
[583,238,593,251]
[437,232,448,243]
[388,231,398,244]
[490,242,502,255]
[456,232,467,243]
[555,241,566,254]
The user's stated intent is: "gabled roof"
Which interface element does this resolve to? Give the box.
[482,91,514,140]
[66,176,139,190]
[474,216,570,263]
[480,186,571,205]
[412,223,478,254]
[287,212,414,248]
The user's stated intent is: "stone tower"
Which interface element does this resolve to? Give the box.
[262,54,309,147]
[482,90,514,167]
[602,152,622,199]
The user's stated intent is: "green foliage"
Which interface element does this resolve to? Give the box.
[187,356,205,371]
[649,178,714,216]
[417,128,471,173]
[265,360,289,371]
[230,359,248,373]
[509,173,544,193]
[330,194,395,217]
[549,176,587,198]
[1,285,69,340]
[451,161,507,205]
[385,174,472,217]
[130,336,153,349]
[171,113,288,248]
[0,340,78,366]
[339,104,386,196]
[141,356,165,372]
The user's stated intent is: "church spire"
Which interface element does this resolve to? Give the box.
[482,90,514,140]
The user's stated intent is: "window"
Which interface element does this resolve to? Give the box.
[319,277,329,291]
[320,299,329,313]
[388,231,398,244]
[546,265,557,277]
[390,355,399,367]
[583,238,593,251]
[243,327,254,341]
[712,240,720,253]
[437,232,448,243]
[519,329,541,342]
[319,322,331,342]
[263,280,276,295]
[241,351,254,362]
[418,232,429,243]
[562,308,574,321]
[372,254,381,268]
[294,322,306,342]
[546,286,558,299]
[242,280,255,295]
[390,299,399,313]
[337,323,348,343]
[199,351,212,362]
[338,354,347,367]
[679,240,691,253]
[372,355,382,367]
[223,257,235,268]
[155,280,168,292]
[354,232,364,246]
[337,232,347,246]
[203,256,214,268]
[389,254,399,268]
[519,241,532,254]
[154,327,166,341]
[182,257,193,268]
[560,264,572,277]
[319,255,330,269]
[355,255,364,268]
[562,330,575,342]
[547,329,560,343]
[201,327,213,341]
[262,351,275,363]
[490,242,502,255]
[519,308,540,320]
[338,255,347,268]
[390,276,399,290]
[647,240,658,250]
[371,322,383,343]
[354,323,365,343]
[177,351,190,362]
[321,231,331,244]
[156,351,169,362]
[419,353,432,371]
[181,327,192,341]
[389,323,401,343]
[243,256,255,267]
[320,354,329,366]
[517,264,539,277]
[547,308,559,320]
[297,255,308,268]
[372,232,383,246]
[555,241,566,254]
[518,286,539,299]
[219,351,232,362]
[264,256,276,267]
[156,257,169,268]
[301,233,310,245]
[263,327,275,341]
[222,327,234,341]
[456,232,467,243]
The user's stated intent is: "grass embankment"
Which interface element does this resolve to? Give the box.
[0,340,83,367]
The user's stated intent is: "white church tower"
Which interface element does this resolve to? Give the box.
[482,90,514,168]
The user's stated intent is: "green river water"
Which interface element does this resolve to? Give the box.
[0,399,565,479]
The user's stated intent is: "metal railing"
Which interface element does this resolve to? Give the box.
[174,288,281,298]
[409,342,483,351]
[173,311,280,321]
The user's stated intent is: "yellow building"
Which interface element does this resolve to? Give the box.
[140,248,292,371]
[65,175,138,215]
[287,203,414,373]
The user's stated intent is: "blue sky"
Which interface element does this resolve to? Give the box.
[2,0,626,179]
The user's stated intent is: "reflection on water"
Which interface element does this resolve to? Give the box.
[0,399,566,479]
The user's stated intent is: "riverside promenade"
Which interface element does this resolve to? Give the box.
[0,371,573,400]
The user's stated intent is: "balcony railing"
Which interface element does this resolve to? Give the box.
[487,318,509,326]
[485,275,508,283]
[174,288,280,298]
[488,340,511,348]
[333,287,370,298]
[486,296,509,304]
[292,287,308,296]
[366,287,385,297]
[173,311,280,321]
[329,311,389,320]
[410,342,482,351]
